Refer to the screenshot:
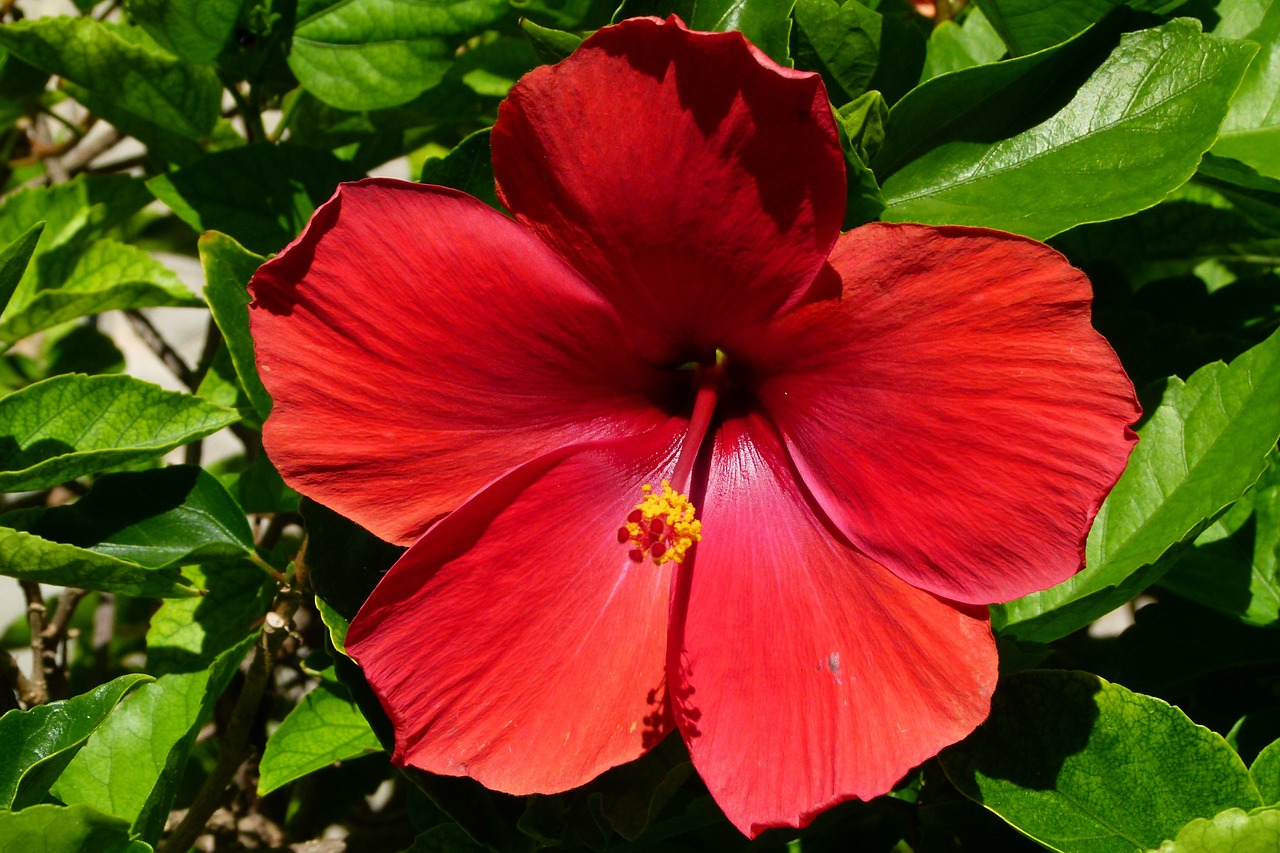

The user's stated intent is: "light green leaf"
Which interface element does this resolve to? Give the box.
[0,174,149,253]
[972,0,1119,56]
[0,674,153,810]
[1161,454,1280,626]
[0,238,201,346]
[1252,739,1280,805]
[919,8,1005,81]
[148,144,361,255]
[198,232,271,420]
[258,671,381,795]
[519,19,582,64]
[0,18,221,149]
[941,671,1264,853]
[30,465,255,568]
[289,0,510,111]
[0,374,239,493]
[124,0,243,63]
[1155,807,1280,852]
[0,803,152,853]
[792,0,882,101]
[53,637,254,844]
[0,223,43,319]
[0,526,197,598]
[995,326,1280,643]
[1212,0,1280,180]
[147,562,273,676]
[880,20,1257,239]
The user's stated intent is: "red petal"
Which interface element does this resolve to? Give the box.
[346,423,684,794]
[492,16,846,365]
[250,179,672,545]
[671,416,996,837]
[740,224,1140,604]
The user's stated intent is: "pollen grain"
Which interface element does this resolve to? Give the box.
[616,481,701,566]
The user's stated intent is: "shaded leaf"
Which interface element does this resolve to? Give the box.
[124,0,243,63]
[0,674,152,810]
[974,0,1120,55]
[879,20,1257,239]
[198,232,271,420]
[613,0,796,66]
[792,0,882,102]
[0,526,197,599]
[941,670,1263,853]
[520,19,583,64]
[995,326,1280,643]
[147,562,273,675]
[0,803,152,853]
[0,174,149,254]
[419,128,498,210]
[0,374,238,493]
[0,222,42,320]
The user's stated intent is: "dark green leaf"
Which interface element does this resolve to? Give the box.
[834,93,888,227]
[879,19,1257,239]
[0,18,221,151]
[0,526,197,598]
[31,466,255,568]
[258,671,382,795]
[0,223,42,320]
[792,0,882,102]
[973,0,1120,55]
[0,374,239,493]
[419,128,498,210]
[0,673,152,810]
[0,803,151,853]
[520,19,583,64]
[147,562,273,675]
[147,144,361,256]
[301,498,403,623]
[1211,0,1280,180]
[124,0,243,63]
[0,239,201,347]
[404,823,487,853]
[1252,740,1280,804]
[198,231,271,420]
[43,323,126,380]
[613,0,795,65]
[53,637,254,844]
[1154,807,1280,852]
[0,174,149,255]
[941,670,1263,853]
[289,0,510,111]
[995,326,1280,642]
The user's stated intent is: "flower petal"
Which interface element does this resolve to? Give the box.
[671,415,996,838]
[346,423,685,794]
[492,16,846,365]
[250,179,673,545]
[740,224,1140,604]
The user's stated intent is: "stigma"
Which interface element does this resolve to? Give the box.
[617,481,702,566]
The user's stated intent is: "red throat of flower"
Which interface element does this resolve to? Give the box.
[617,354,723,566]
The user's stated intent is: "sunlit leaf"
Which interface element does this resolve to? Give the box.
[0,803,152,853]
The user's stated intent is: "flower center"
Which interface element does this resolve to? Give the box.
[617,351,725,566]
[617,481,702,565]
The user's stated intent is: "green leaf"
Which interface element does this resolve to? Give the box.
[613,0,796,66]
[258,671,382,795]
[124,0,243,63]
[0,526,197,598]
[404,823,488,852]
[147,562,273,675]
[289,0,510,111]
[0,223,42,320]
[919,8,1005,81]
[0,238,201,347]
[0,803,152,853]
[1212,0,1280,181]
[995,326,1280,643]
[973,0,1120,55]
[300,498,403,623]
[1161,454,1280,626]
[419,128,499,210]
[0,674,152,810]
[0,174,150,254]
[53,637,254,844]
[0,18,221,153]
[1252,740,1280,805]
[940,670,1264,853]
[792,0,882,102]
[147,144,361,256]
[1155,807,1280,852]
[879,20,1258,239]
[198,232,271,420]
[30,466,255,568]
[0,374,239,493]
[519,19,583,64]
[834,93,888,227]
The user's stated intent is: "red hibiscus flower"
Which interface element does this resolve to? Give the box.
[249,16,1138,837]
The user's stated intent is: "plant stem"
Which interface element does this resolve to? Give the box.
[124,310,199,390]
[19,581,48,705]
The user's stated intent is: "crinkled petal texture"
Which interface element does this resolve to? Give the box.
[672,416,997,838]
[346,423,685,793]
[741,224,1140,605]
[250,180,672,545]
[492,16,846,365]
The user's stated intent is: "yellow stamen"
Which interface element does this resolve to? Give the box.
[618,480,702,566]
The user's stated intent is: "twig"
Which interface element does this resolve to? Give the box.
[0,646,36,709]
[61,126,123,174]
[19,581,48,705]
[38,588,86,701]
[159,588,302,853]
[124,310,199,390]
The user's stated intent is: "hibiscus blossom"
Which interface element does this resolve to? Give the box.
[249,16,1138,837]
